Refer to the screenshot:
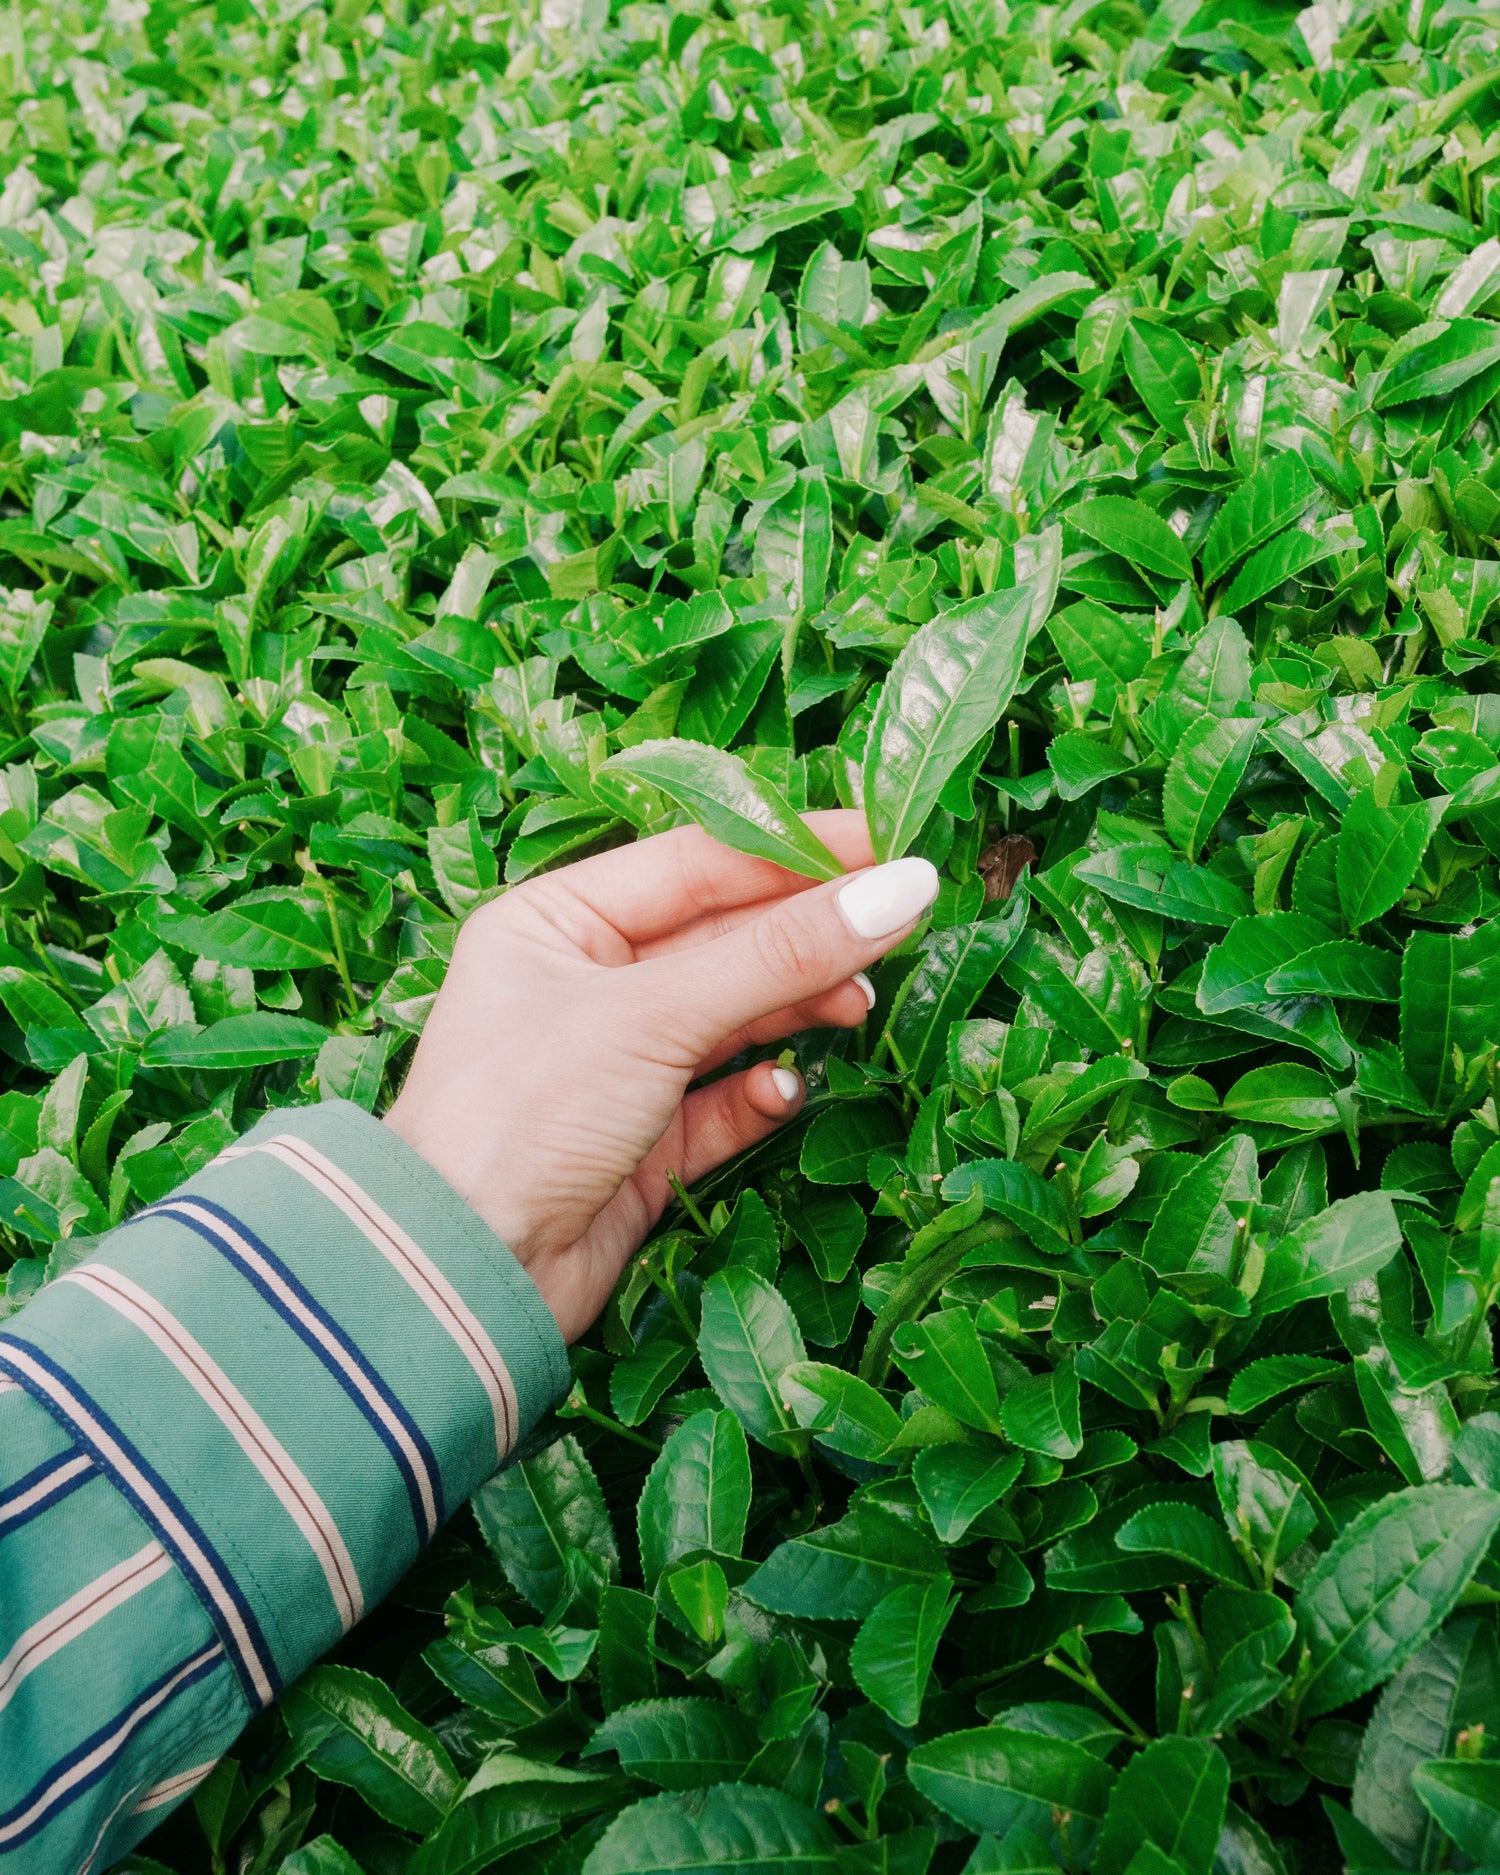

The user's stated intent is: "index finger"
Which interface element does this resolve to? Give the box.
[521,809,875,946]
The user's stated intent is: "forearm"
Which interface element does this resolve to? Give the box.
[0,1100,567,1870]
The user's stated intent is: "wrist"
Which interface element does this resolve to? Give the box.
[380,1106,560,1321]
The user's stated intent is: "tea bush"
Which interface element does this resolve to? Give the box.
[7,1,1500,1872]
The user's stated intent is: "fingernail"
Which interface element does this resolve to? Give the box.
[853,971,876,1009]
[771,1066,801,1105]
[836,858,940,939]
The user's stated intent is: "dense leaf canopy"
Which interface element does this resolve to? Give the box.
[8,0,1500,1871]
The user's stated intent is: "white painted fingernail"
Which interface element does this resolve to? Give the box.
[836,858,941,939]
[853,971,876,1009]
[771,1067,801,1105]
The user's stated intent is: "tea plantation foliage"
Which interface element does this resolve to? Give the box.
[9,0,1500,1871]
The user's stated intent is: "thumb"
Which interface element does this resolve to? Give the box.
[643,856,940,1047]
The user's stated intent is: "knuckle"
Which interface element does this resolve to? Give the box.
[699,906,742,944]
[629,970,710,1065]
[752,910,826,985]
[456,890,516,951]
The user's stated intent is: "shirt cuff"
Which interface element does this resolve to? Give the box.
[0,1098,569,1711]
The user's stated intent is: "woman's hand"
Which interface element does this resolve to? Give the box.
[384,811,939,1342]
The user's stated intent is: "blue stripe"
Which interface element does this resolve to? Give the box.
[0,1447,94,1536]
[139,1195,445,1539]
[0,1337,281,1709]
[0,1643,223,1849]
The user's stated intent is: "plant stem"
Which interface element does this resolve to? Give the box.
[667,1170,714,1238]
[1043,1652,1151,1746]
[561,1390,661,1454]
[1460,1282,1498,1363]
[795,1445,824,1523]
[316,876,356,1014]
[858,1217,1014,1384]
[642,1256,697,1342]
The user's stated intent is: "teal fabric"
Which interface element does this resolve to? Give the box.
[0,1101,567,1870]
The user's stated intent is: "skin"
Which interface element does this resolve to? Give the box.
[384,809,926,1343]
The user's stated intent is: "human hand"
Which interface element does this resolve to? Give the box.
[383,812,940,1342]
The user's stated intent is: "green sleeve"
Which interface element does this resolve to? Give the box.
[0,1099,568,1870]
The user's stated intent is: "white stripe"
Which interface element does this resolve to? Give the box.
[75,1783,141,1874]
[155,1198,439,1537]
[0,1644,222,1849]
[238,1135,518,1464]
[0,1453,92,1529]
[0,1542,172,1714]
[0,1378,19,1393]
[0,1345,275,1707]
[59,1268,363,1631]
[130,1758,219,1815]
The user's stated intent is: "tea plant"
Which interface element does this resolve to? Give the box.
[6,0,1500,1872]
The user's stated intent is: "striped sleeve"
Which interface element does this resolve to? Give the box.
[0,1099,569,1870]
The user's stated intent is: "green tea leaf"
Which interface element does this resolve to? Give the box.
[473,1436,619,1614]
[407,1796,560,1875]
[757,468,833,616]
[1093,1736,1229,1875]
[638,1410,752,1589]
[849,1579,955,1726]
[778,1362,903,1462]
[1353,1621,1500,1866]
[602,741,842,880]
[1000,1359,1082,1459]
[1068,497,1192,582]
[699,1268,807,1449]
[1076,844,1250,927]
[279,1666,461,1834]
[1123,321,1199,439]
[1045,600,1154,712]
[1336,789,1448,930]
[908,1726,1117,1840]
[864,585,1034,862]
[142,1012,330,1068]
[1296,1486,1500,1718]
[800,1102,907,1186]
[1221,530,1341,613]
[584,1785,835,1875]
[1256,1193,1403,1314]
[742,1502,948,1620]
[1226,1357,1345,1414]
[1114,1503,1249,1588]
[891,1308,1004,1436]
[1265,941,1402,1002]
[153,892,336,971]
[1375,319,1500,407]
[1163,716,1261,862]
[1197,913,1337,1014]
[1202,454,1320,585]
[888,898,1028,1082]
[1400,918,1500,1111]
[913,1447,1026,1544]
[586,1700,757,1791]
[1222,1064,1339,1131]
[1213,1441,1327,1586]
[1411,1761,1500,1867]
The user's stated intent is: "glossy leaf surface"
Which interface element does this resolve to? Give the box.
[863,585,1033,861]
[602,741,843,880]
